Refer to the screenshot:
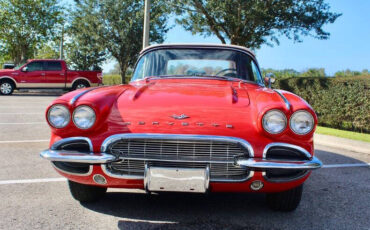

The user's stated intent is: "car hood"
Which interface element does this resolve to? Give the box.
[67,78,287,131]
[0,69,15,74]
[123,78,250,106]
[115,78,251,120]
[53,78,313,155]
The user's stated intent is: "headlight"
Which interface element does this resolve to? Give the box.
[73,106,96,129]
[262,110,287,134]
[47,105,70,128]
[290,110,314,135]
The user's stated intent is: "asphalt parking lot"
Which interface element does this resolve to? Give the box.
[0,92,369,230]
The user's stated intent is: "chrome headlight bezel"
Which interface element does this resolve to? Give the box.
[72,105,96,130]
[47,104,70,129]
[262,109,287,134]
[289,110,314,135]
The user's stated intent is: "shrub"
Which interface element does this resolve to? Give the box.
[102,74,132,85]
[276,75,370,133]
[334,69,369,77]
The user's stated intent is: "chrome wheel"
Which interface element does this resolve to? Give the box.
[76,84,87,89]
[0,82,12,95]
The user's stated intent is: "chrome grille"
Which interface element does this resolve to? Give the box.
[105,137,251,182]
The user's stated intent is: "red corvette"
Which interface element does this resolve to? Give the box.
[41,44,322,211]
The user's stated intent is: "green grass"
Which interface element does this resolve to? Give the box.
[102,74,132,85]
[316,126,370,143]
[102,74,122,85]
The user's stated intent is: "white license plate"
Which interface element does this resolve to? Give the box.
[144,166,209,193]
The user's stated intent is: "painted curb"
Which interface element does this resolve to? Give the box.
[314,133,370,155]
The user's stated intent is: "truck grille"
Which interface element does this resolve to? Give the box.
[105,137,251,182]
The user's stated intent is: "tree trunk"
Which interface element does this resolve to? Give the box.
[119,61,128,84]
[21,44,29,63]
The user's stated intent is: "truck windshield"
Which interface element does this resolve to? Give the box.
[15,62,26,70]
[131,48,263,84]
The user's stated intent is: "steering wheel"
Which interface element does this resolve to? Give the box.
[215,68,238,77]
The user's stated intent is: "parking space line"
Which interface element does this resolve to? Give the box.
[0,122,45,125]
[0,113,44,115]
[0,101,55,103]
[323,163,370,168]
[0,140,49,143]
[0,107,47,108]
[0,178,66,185]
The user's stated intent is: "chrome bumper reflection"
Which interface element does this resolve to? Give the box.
[41,149,322,171]
[236,156,322,170]
[40,149,116,164]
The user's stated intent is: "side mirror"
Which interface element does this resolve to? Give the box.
[21,67,28,72]
[264,73,276,88]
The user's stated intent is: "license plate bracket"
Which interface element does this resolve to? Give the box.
[144,165,210,193]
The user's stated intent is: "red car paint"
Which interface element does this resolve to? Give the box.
[42,44,320,194]
[46,78,317,193]
[0,59,102,90]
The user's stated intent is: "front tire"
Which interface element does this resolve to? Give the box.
[68,180,107,202]
[266,184,303,211]
[0,80,15,95]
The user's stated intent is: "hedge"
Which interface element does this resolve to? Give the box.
[275,75,370,133]
[102,74,132,85]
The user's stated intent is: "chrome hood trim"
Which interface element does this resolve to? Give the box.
[273,89,291,110]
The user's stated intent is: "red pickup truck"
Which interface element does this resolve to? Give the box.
[0,59,102,95]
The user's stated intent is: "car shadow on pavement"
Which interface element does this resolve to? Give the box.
[81,149,369,230]
[84,192,269,229]
[11,91,65,97]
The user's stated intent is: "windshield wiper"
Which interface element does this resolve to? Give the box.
[196,75,241,81]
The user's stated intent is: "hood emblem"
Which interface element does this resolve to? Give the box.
[170,114,190,120]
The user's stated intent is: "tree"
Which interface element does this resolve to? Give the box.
[34,43,59,59]
[300,68,326,77]
[172,0,341,48]
[65,11,107,71]
[108,62,121,75]
[0,50,12,66]
[71,0,170,83]
[334,69,365,77]
[0,0,63,65]
[262,68,300,79]
[65,41,106,71]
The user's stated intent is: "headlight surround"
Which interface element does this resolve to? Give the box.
[72,105,96,129]
[290,110,314,135]
[262,109,287,134]
[47,104,70,128]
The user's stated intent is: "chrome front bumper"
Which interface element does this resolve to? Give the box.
[236,157,322,170]
[40,149,322,170]
[40,150,116,164]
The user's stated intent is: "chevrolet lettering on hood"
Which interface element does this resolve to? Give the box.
[170,114,190,120]
[40,44,322,212]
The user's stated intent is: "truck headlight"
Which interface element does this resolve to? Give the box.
[262,110,287,134]
[47,105,70,128]
[290,110,314,135]
[73,106,96,129]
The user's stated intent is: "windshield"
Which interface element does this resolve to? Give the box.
[131,48,263,84]
[15,62,26,70]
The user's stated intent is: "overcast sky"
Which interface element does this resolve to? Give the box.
[66,0,369,75]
